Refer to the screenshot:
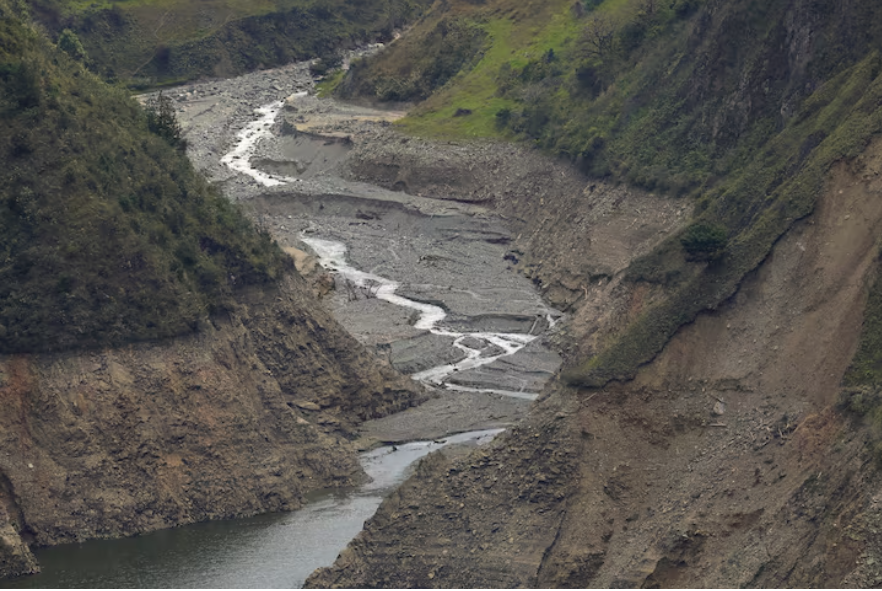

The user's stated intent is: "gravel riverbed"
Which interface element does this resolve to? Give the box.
[165,61,563,444]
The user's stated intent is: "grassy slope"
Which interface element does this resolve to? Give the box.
[0,0,288,353]
[30,0,431,85]
[339,0,882,392]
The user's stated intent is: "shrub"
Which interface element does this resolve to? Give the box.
[0,61,41,112]
[145,91,186,150]
[309,52,342,77]
[680,222,728,261]
[57,29,86,61]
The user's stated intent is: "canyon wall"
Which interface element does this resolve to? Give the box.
[307,129,882,589]
[0,271,420,577]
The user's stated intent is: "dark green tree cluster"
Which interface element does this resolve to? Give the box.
[680,222,727,262]
[57,28,86,61]
[0,4,288,353]
[145,91,186,150]
[309,51,343,77]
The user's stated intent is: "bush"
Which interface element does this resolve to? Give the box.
[680,222,728,261]
[309,52,342,77]
[0,61,41,113]
[57,29,86,61]
[494,107,511,127]
[145,91,186,150]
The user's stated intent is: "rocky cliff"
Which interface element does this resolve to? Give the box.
[0,270,420,578]
[0,4,421,577]
[304,0,882,576]
[307,124,882,591]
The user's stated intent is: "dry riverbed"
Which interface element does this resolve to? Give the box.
[167,61,562,446]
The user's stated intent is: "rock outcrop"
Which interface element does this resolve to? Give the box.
[0,271,420,574]
[307,119,882,590]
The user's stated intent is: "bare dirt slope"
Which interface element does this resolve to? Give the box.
[0,271,420,576]
[307,136,882,589]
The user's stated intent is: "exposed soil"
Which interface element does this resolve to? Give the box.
[307,137,882,588]
[14,49,882,588]
[0,270,422,579]
[167,63,567,448]
[0,60,441,580]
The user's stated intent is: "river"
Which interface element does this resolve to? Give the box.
[4,430,501,589]
[4,58,561,588]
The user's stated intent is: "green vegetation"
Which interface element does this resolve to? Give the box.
[338,0,882,390]
[29,0,431,86]
[144,91,186,150]
[0,1,289,353]
[845,270,882,388]
[337,17,487,102]
[567,51,882,387]
[57,29,86,62]
[680,222,727,262]
[309,52,343,78]
[315,68,346,97]
[842,266,882,461]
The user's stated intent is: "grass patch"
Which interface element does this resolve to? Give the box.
[400,1,582,138]
[340,0,882,390]
[316,68,346,97]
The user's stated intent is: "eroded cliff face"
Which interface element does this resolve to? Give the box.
[0,475,38,578]
[306,135,882,589]
[0,269,420,576]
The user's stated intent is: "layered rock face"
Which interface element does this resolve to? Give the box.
[0,271,419,576]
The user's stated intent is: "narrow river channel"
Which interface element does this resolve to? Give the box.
[4,60,561,589]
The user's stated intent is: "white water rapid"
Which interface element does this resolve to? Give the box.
[301,236,546,400]
[220,94,307,186]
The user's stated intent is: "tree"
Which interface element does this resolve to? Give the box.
[145,92,186,151]
[680,222,728,261]
[581,14,616,58]
[309,51,342,77]
[58,29,87,62]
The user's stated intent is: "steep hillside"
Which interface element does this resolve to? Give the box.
[0,272,419,577]
[310,140,882,586]
[28,0,431,85]
[0,1,288,352]
[335,0,882,388]
[0,3,420,579]
[307,0,882,587]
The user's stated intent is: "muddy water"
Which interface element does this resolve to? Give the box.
[4,430,501,589]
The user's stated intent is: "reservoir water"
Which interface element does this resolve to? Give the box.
[3,60,560,589]
[4,430,501,589]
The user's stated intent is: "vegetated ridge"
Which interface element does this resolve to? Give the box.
[0,1,421,579]
[306,0,882,586]
[28,0,432,86]
[0,0,288,353]
[332,0,882,390]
